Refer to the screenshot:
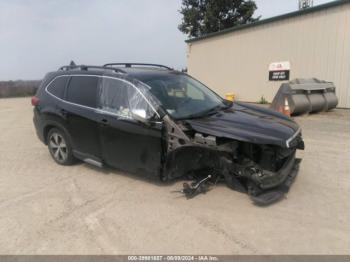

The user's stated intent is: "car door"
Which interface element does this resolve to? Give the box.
[97,77,163,177]
[64,75,102,160]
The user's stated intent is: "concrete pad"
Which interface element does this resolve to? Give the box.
[0,97,349,254]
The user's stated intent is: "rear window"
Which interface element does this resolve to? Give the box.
[47,76,69,99]
[67,76,99,108]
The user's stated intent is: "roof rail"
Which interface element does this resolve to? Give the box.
[103,63,173,70]
[59,65,126,74]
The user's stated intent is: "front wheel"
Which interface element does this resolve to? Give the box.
[47,128,75,165]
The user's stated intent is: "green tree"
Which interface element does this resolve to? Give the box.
[178,0,259,38]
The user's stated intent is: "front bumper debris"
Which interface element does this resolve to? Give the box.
[249,158,301,206]
[251,152,298,190]
[180,175,213,199]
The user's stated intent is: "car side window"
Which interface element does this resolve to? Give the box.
[67,76,99,108]
[47,76,69,99]
[127,84,157,120]
[99,77,157,120]
[98,78,132,119]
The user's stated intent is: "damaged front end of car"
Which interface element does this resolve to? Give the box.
[161,104,305,206]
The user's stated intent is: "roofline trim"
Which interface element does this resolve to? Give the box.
[186,0,350,43]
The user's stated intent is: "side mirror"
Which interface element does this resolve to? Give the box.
[131,109,149,123]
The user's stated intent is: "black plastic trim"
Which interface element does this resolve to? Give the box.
[103,63,173,70]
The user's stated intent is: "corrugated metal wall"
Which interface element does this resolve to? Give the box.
[187,4,350,108]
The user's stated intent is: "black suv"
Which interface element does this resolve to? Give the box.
[33,63,304,205]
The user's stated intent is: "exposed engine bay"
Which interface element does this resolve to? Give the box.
[162,115,305,206]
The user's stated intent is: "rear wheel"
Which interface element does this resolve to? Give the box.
[47,128,75,165]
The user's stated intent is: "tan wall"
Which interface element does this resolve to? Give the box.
[187,4,350,108]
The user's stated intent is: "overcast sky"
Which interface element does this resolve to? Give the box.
[0,0,335,80]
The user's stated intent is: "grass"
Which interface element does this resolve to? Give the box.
[258,95,269,104]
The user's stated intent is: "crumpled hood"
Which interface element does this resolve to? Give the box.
[185,102,300,148]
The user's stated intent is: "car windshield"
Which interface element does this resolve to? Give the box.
[142,73,227,119]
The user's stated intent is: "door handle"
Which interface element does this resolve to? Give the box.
[101,118,109,126]
[60,109,68,116]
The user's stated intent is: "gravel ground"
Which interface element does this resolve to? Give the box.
[0,97,350,255]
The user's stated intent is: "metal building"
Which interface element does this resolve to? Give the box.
[186,0,350,108]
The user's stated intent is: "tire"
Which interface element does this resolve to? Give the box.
[47,128,76,165]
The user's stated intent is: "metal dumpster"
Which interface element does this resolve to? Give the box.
[270,78,338,115]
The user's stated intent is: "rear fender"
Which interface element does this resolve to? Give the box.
[41,114,70,145]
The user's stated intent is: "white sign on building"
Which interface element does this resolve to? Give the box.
[268,61,291,81]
